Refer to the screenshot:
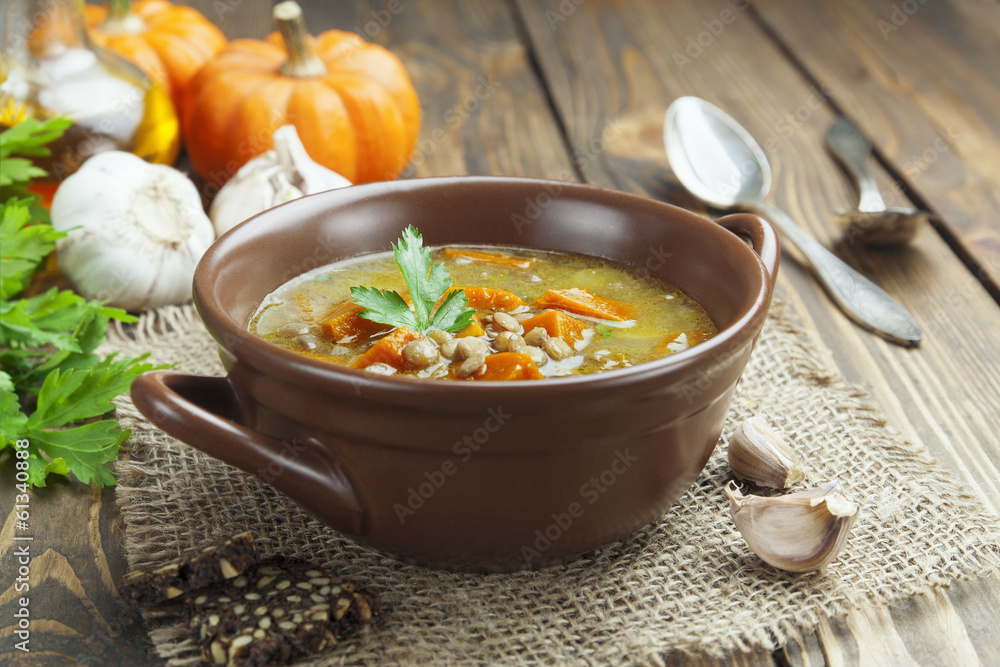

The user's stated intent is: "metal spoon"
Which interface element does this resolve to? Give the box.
[824,116,927,246]
[663,96,921,345]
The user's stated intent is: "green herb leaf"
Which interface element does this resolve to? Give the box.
[0,371,27,448]
[0,117,73,160]
[596,324,615,340]
[351,226,474,334]
[27,354,159,430]
[350,286,417,331]
[0,199,65,299]
[0,118,163,487]
[25,421,127,487]
[430,287,475,333]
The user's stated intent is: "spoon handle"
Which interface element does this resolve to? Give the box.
[825,117,887,213]
[753,201,922,345]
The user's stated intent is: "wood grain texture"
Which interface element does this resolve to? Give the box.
[0,458,156,665]
[294,0,577,180]
[750,0,1000,295]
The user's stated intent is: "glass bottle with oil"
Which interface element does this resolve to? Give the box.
[0,0,179,205]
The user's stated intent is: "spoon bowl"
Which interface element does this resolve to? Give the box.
[825,116,927,246]
[664,98,771,208]
[664,96,921,345]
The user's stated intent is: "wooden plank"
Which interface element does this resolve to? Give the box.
[780,631,830,667]
[750,0,1000,294]
[511,1,1000,666]
[294,0,576,180]
[0,467,157,665]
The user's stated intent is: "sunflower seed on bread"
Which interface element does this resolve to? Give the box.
[186,557,376,667]
[119,531,257,606]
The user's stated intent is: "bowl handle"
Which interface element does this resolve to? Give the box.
[716,213,779,286]
[131,371,364,536]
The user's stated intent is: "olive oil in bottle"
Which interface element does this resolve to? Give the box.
[0,0,179,205]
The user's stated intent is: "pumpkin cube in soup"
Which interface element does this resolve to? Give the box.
[449,287,524,311]
[533,287,635,321]
[320,301,392,342]
[442,248,533,269]
[475,353,544,381]
[519,311,585,345]
[352,328,422,370]
[456,319,486,337]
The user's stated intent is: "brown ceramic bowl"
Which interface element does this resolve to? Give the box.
[132,176,777,572]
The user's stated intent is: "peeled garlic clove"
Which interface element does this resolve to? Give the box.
[272,124,352,194]
[724,480,859,572]
[728,415,804,489]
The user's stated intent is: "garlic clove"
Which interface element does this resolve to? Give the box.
[724,480,859,572]
[270,170,304,207]
[210,160,286,236]
[272,124,352,195]
[208,125,349,236]
[728,415,805,489]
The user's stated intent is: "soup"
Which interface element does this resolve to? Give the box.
[250,245,716,380]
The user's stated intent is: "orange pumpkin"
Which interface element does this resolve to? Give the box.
[85,0,227,112]
[182,1,420,187]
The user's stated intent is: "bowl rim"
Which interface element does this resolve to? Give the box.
[194,176,773,400]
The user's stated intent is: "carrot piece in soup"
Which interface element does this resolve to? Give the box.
[533,287,635,321]
[474,352,545,381]
[442,248,533,269]
[293,291,316,322]
[319,301,392,342]
[519,311,586,345]
[352,328,423,370]
[446,287,524,311]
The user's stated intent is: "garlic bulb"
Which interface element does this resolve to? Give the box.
[51,151,215,312]
[209,125,351,236]
[728,416,805,489]
[724,480,859,572]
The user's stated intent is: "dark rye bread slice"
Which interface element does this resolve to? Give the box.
[119,531,257,606]
[186,557,376,667]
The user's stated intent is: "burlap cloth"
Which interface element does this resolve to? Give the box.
[102,297,1000,665]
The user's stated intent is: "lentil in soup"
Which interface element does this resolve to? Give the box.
[250,245,716,380]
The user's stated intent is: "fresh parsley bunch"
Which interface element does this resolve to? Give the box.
[351,225,475,333]
[0,117,165,487]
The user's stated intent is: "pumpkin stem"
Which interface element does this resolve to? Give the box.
[274,1,327,79]
[102,0,146,35]
[107,0,131,22]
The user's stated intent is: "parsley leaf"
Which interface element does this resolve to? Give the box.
[348,286,416,331]
[0,118,164,487]
[0,199,64,299]
[351,226,474,334]
[0,117,72,219]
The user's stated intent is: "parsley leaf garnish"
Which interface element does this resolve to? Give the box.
[351,226,475,334]
[0,118,168,487]
[596,324,616,339]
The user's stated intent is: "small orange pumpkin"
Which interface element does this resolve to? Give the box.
[85,0,227,112]
[182,1,420,187]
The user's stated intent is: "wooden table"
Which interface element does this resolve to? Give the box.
[4,0,998,664]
